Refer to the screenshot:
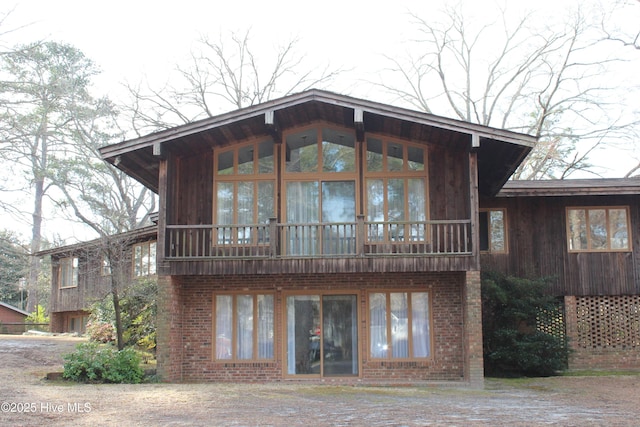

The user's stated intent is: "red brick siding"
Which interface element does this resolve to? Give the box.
[158,272,471,383]
[564,295,640,370]
[463,270,484,386]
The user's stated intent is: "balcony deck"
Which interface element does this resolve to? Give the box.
[160,218,477,275]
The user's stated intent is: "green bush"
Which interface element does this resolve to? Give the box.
[482,271,570,377]
[63,342,144,383]
[486,330,569,377]
[25,305,50,331]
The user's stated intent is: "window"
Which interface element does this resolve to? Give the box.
[479,209,507,253]
[285,128,355,173]
[59,257,78,289]
[567,207,631,252]
[215,140,275,244]
[365,137,427,243]
[101,255,111,276]
[214,293,274,360]
[369,291,431,359]
[283,127,358,255]
[133,241,156,276]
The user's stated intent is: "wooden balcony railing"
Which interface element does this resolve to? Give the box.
[165,218,472,259]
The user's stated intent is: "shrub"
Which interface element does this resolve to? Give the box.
[25,305,49,331]
[482,271,570,377]
[63,342,144,383]
[86,321,116,343]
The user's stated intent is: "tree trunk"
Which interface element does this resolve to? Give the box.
[112,286,124,351]
[27,173,44,313]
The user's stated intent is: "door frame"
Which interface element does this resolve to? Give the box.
[282,290,362,379]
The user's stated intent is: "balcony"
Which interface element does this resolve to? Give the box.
[165,217,472,260]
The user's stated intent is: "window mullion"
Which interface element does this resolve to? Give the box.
[253,295,258,360]
[231,295,237,360]
[407,293,413,359]
[386,293,392,360]
[605,208,611,251]
[585,208,592,251]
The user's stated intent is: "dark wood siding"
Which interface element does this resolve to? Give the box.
[428,145,470,220]
[164,255,477,276]
[167,151,213,225]
[480,195,640,296]
[50,251,110,313]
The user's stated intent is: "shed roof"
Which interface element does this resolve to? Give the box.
[35,225,157,258]
[100,89,536,197]
[0,301,30,317]
[498,178,640,197]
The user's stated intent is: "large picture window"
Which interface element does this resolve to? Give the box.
[283,126,358,256]
[214,293,274,361]
[567,207,631,252]
[369,291,431,359]
[365,137,427,243]
[215,140,275,244]
[59,257,78,289]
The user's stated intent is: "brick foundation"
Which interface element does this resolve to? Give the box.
[463,270,484,387]
[49,310,88,333]
[156,271,477,384]
[565,295,640,370]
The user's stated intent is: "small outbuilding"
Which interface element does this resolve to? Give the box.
[0,302,30,334]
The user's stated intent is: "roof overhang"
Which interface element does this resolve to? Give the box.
[35,225,157,258]
[100,89,536,196]
[498,178,640,197]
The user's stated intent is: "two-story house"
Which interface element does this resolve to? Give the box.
[41,226,157,334]
[98,90,536,385]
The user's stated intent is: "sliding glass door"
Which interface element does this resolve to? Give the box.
[286,294,358,377]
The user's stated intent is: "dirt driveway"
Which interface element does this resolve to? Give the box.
[0,334,638,426]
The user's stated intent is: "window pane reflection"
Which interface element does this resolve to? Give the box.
[322,129,355,172]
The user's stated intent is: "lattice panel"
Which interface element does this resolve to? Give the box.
[576,296,640,349]
[537,301,566,342]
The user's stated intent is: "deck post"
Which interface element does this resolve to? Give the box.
[356,215,365,256]
[269,218,278,258]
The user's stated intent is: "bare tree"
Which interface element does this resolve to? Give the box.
[599,0,640,50]
[122,29,342,136]
[380,2,639,179]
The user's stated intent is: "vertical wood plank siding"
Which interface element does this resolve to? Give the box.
[480,194,640,296]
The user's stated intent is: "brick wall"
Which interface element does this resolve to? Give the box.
[157,272,471,383]
[565,295,640,370]
[463,270,484,387]
[50,312,64,333]
[156,275,183,381]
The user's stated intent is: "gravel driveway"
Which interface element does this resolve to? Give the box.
[0,335,638,426]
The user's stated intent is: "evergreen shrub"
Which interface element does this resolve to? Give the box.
[62,342,144,383]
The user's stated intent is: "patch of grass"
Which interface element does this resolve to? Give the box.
[561,369,640,377]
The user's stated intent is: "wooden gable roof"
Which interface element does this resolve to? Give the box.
[100,89,536,196]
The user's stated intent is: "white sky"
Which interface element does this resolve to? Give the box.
[1,0,639,243]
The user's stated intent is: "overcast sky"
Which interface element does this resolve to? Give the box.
[3,0,589,100]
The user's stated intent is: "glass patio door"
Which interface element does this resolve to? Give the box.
[285,181,355,256]
[286,294,358,377]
